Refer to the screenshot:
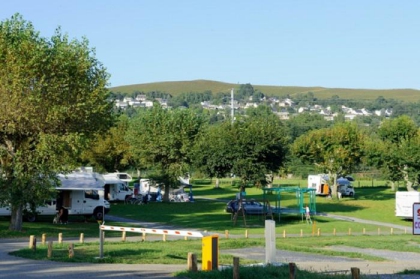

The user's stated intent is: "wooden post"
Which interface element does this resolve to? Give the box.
[333,228,336,236]
[289,262,297,279]
[391,228,393,235]
[31,236,37,252]
[29,235,35,249]
[363,228,366,235]
[300,229,303,237]
[348,228,352,235]
[80,233,84,244]
[317,228,321,236]
[142,232,146,241]
[163,234,166,242]
[233,257,240,279]
[351,267,360,279]
[187,252,197,272]
[68,243,74,258]
[283,230,286,238]
[225,230,229,239]
[58,233,63,244]
[122,231,126,242]
[42,234,46,245]
[184,236,188,240]
[245,230,248,239]
[47,241,53,258]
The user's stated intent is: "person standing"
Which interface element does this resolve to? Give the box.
[305,205,312,224]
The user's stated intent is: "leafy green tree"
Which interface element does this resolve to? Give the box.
[285,112,332,141]
[81,115,131,173]
[365,115,420,190]
[292,122,365,197]
[126,106,206,201]
[0,14,113,231]
[194,106,289,188]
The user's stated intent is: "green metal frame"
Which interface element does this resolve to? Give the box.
[262,186,316,221]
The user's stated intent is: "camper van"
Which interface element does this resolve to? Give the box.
[105,172,133,184]
[396,191,420,219]
[308,174,330,195]
[102,174,133,202]
[0,171,110,222]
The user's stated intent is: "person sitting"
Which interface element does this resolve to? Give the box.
[58,206,69,224]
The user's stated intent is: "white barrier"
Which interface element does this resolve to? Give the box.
[98,225,204,258]
[100,225,203,238]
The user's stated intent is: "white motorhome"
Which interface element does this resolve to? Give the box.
[102,174,133,202]
[308,174,330,195]
[0,171,110,222]
[396,191,420,219]
[105,172,133,184]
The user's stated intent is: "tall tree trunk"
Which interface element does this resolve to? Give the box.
[9,204,23,231]
[163,184,170,202]
[402,166,415,191]
[389,181,396,191]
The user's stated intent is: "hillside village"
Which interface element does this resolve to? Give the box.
[114,95,393,121]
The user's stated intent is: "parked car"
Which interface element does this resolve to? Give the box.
[225,199,270,215]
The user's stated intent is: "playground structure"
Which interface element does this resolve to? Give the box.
[232,186,316,226]
[262,186,316,222]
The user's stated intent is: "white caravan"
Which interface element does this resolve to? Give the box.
[0,171,110,222]
[102,174,133,202]
[307,174,330,195]
[396,191,420,219]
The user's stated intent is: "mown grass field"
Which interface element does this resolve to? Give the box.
[4,179,420,278]
[110,79,420,102]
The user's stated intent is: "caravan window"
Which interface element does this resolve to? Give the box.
[85,190,99,200]
[118,174,129,180]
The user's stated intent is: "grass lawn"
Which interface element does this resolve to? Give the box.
[3,179,420,278]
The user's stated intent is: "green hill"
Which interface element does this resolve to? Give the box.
[110,79,420,102]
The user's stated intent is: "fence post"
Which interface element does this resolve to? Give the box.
[42,234,46,245]
[225,230,229,239]
[142,232,146,242]
[187,252,197,272]
[80,233,84,244]
[351,267,360,279]
[29,235,35,249]
[122,231,126,242]
[58,233,63,244]
[47,241,53,258]
[289,262,297,279]
[68,243,74,258]
[233,257,240,279]
[245,230,248,239]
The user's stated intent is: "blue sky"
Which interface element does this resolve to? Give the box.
[2,1,420,89]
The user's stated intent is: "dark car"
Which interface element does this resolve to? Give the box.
[225,199,269,215]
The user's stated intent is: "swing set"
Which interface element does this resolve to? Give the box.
[262,186,317,222]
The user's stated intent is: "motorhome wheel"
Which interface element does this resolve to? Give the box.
[94,208,104,221]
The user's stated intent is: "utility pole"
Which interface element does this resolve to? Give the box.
[231,88,234,125]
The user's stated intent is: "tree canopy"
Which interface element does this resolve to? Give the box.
[125,106,206,200]
[0,14,113,230]
[292,122,365,196]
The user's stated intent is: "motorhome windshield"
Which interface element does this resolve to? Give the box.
[85,190,100,200]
